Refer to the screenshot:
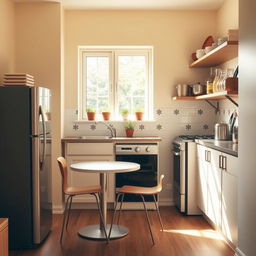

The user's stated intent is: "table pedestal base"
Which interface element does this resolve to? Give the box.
[78,224,129,240]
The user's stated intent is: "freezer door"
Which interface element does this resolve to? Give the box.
[32,87,52,244]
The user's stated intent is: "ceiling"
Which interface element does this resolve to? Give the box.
[15,0,226,10]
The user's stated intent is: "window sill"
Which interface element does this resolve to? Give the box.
[74,119,156,124]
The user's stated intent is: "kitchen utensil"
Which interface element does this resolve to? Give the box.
[230,110,238,136]
[233,66,239,77]
[215,122,230,140]
[202,36,214,49]
[181,84,188,96]
[192,83,204,95]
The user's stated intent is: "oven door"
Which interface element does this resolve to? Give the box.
[172,143,186,213]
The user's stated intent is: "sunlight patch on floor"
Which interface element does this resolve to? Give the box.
[162,229,224,240]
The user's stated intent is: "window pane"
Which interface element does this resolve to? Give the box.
[117,55,147,116]
[83,55,110,115]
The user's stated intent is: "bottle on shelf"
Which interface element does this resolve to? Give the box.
[206,67,215,94]
[213,68,221,93]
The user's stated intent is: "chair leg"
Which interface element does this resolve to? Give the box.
[108,193,122,239]
[140,195,155,245]
[93,193,109,243]
[153,194,164,231]
[60,195,72,244]
[117,193,125,225]
[65,196,73,230]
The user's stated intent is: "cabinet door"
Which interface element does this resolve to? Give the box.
[0,225,8,256]
[221,154,238,246]
[207,148,222,226]
[196,145,208,214]
[66,155,114,203]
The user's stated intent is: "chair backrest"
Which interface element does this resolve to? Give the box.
[156,174,164,193]
[57,156,68,192]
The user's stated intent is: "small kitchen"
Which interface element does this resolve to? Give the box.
[3,0,256,256]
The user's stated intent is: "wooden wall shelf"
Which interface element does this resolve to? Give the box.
[190,41,238,68]
[173,91,238,101]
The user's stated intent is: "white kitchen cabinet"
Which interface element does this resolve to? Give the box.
[221,153,238,246]
[196,144,238,246]
[65,143,115,203]
[197,144,208,213]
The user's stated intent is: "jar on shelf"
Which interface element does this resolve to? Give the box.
[213,68,221,93]
[206,67,215,94]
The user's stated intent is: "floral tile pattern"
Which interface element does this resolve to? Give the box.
[186,124,192,130]
[203,124,209,130]
[198,109,203,115]
[174,109,179,115]
[139,124,145,130]
[73,124,79,130]
[90,124,96,130]
[156,124,162,130]
[156,109,162,115]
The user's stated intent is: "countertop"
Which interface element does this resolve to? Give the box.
[62,136,162,143]
[196,139,238,157]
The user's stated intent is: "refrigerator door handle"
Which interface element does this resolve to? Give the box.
[39,105,46,170]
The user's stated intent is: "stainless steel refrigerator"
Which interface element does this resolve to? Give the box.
[0,86,52,249]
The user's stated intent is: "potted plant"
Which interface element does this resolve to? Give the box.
[121,108,129,121]
[102,108,111,121]
[135,107,144,121]
[124,121,135,137]
[86,108,96,121]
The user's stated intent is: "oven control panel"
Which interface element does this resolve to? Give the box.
[115,144,158,155]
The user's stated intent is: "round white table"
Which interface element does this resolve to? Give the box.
[70,161,140,240]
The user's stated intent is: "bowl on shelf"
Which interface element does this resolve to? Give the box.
[196,49,205,59]
[191,52,197,61]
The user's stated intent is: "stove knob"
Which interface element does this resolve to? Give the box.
[135,147,141,152]
[146,147,151,152]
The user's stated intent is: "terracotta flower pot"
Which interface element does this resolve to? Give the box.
[125,129,134,137]
[102,112,111,121]
[135,112,143,121]
[87,112,95,121]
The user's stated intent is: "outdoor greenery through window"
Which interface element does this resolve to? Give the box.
[78,47,153,120]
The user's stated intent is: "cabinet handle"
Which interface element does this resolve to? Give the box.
[205,150,208,162]
[219,155,222,169]
[207,151,211,163]
[222,156,227,170]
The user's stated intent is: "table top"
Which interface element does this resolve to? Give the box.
[70,161,140,174]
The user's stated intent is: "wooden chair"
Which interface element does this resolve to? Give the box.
[57,157,108,243]
[108,174,164,244]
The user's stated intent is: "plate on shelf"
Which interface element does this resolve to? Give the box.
[202,36,214,49]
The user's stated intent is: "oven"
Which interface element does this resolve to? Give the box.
[115,143,158,202]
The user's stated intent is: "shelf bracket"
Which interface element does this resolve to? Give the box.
[225,95,239,107]
[205,100,220,114]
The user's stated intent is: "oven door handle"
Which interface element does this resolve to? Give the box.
[172,150,180,156]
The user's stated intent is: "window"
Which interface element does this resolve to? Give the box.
[78,47,153,120]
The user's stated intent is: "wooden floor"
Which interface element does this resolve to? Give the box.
[10,207,235,256]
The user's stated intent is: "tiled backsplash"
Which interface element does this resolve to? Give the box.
[63,100,237,204]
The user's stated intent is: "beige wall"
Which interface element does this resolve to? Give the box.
[217,0,239,37]
[65,10,217,109]
[0,0,15,82]
[15,2,63,212]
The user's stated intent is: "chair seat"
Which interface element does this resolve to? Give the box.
[118,185,161,195]
[65,185,101,196]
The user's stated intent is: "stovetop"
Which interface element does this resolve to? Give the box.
[179,135,214,140]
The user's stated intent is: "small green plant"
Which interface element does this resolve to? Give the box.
[86,108,95,113]
[102,107,110,112]
[135,107,144,113]
[121,108,129,115]
[124,121,135,130]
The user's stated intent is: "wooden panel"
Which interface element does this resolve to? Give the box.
[0,218,8,256]
[190,41,238,68]
[66,143,114,155]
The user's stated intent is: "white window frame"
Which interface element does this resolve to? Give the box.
[78,46,153,121]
